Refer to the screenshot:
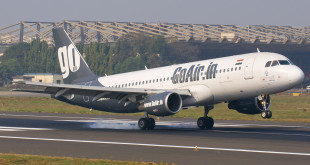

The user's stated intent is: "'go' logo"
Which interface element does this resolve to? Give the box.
[58,44,80,78]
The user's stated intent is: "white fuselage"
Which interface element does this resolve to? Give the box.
[97,52,304,107]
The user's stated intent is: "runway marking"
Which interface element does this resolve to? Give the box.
[0,135,309,156]
[0,114,107,120]
[216,123,310,128]
[212,130,310,137]
[0,126,53,132]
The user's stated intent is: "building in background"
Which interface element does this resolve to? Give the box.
[12,73,63,84]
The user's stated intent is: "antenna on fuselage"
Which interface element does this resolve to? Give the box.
[257,48,261,53]
[145,66,148,70]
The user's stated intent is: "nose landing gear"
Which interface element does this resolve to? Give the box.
[258,94,272,119]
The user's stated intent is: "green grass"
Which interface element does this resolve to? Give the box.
[0,94,310,123]
[0,153,173,165]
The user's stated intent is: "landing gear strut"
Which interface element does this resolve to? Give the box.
[258,94,272,119]
[138,113,155,130]
[197,105,214,130]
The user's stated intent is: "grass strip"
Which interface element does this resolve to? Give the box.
[0,153,173,165]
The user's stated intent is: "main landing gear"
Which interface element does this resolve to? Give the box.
[138,113,155,130]
[197,105,214,130]
[258,94,272,119]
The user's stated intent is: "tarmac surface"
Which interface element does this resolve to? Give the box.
[0,111,309,164]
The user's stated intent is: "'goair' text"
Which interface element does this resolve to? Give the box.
[172,63,218,84]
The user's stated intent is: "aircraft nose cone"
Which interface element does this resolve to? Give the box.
[288,66,304,85]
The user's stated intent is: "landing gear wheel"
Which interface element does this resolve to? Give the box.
[138,117,156,130]
[266,110,272,119]
[197,117,214,130]
[197,117,206,129]
[138,118,148,130]
[148,118,156,130]
[261,111,267,118]
[205,117,214,130]
[261,110,272,119]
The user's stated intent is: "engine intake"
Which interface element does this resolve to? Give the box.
[228,95,271,114]
[141,92,182,116]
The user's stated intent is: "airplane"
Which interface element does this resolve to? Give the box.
[15,28,304,130]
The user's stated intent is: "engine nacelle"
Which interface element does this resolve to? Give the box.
[141,92,182,116]
[228,95,271,114]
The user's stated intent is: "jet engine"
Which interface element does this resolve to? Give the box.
[228,95,271,114]
[140,92,182,116]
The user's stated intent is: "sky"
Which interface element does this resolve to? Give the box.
[0,0,310,28]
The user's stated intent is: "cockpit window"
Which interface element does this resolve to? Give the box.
[271,60,279,67]
[265,61,272,67]
[279,60,290,65]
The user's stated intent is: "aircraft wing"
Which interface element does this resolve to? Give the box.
[13,81,191,101]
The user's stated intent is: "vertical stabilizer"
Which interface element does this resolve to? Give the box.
[53,28,98,84]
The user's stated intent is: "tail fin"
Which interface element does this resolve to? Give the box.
[52,28,97,84]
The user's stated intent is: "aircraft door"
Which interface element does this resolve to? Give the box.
[244,56,256,79]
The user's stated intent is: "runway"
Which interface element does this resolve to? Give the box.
[0,112,309,164]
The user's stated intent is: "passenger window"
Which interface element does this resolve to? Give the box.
[223,69,225,72]
[239,67,241,70]
[219,70,222,73]
[231,68,233,71]
[167,77,169,80]
[163,78,166,81]
[227,68,229,72]
[160,78,162,82]
[149,80,151,83]
[156,79,158,82]
[265,61,272,67]
[271,60,279,67]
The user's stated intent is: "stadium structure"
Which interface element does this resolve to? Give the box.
[0,21,309,47]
